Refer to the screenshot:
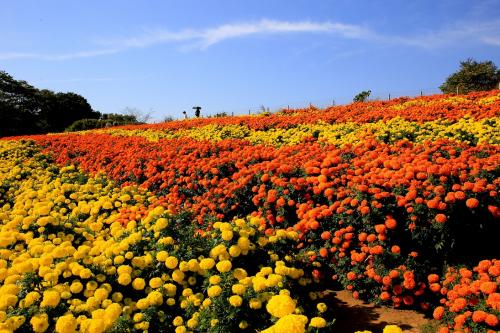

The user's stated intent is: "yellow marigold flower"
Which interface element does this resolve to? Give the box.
[237,237,250,250]
[271,314,308,333]
[317,302,327,313]
[239,321,248,329]
[6,315,26,331]
[147,291,163,306]
[221,230,233,241]
[231,283,246,295]
[229,295,242,307]
[23,291,40,307]
[173,316,184,326]
[232,268,248,281]
[136,298,149,310]
[207,285,222,298]
[175,326,187,333]
[113,256,125,265]
[133,313,144,323]
[187,318,198,329]
[154,218,168,232]
[93,288,108,301]
[165,256,179,269]
[132,278,146,290]
[266,294,296,318]
[149,277,162,289]
[55,314,77,333]
[309,317,327,328]
[41,290,60,307]
[117,265,132,275]
[30,313,49,333]
[249,298,262,309]
[383,325,403,333]
[87,318,106,333]
[172,269,185,283]
[164,283,177,296]
[252,276,267,292]
[208,274,221,284]
[111,292,123,303]
[117,273,131,286]
[156,251,168,262]
[187,259,199,271]
[216,260,232,273]
[229,245,241,257]
[79,268,92,279]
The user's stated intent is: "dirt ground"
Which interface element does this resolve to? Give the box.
[329,290,431,333]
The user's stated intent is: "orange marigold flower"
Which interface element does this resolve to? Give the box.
[428,274,440,283]
[465,197,479,209]
[472,310,487,323]
[485,313,499,327]
[433,306,445,320]
[480,282,497,295]
[435,214,447,223]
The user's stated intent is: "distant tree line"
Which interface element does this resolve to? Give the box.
[0,70,142,137]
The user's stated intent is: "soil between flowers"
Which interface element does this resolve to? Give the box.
[330,290,430,333]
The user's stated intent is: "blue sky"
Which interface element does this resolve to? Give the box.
[1,0,499,121]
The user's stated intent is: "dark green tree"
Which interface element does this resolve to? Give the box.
[0,70,100,136]
[353,90,371,103]
[440,58,500,94]
[47,92,99,132]
[0,71,41,136]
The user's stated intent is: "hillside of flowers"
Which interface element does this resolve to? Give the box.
[1,90,499,332]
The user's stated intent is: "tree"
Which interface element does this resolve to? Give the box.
[0,71,42,136]
[353,90,371,103]
[440,58,500,94]
[122,107,153,123]
[38,91,99,132]
[0,70,100,136]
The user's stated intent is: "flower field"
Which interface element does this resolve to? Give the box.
[0,90,499,332]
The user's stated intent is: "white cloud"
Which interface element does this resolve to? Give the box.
[386,20,500,48]
[195,20,370,48]
[105,19,371,50]
[482,36,500,46]
[1,18,498,61]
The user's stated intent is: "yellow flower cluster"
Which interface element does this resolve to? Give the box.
[0,140,336,333]
[100,116,499,147]
[355,325,403,333]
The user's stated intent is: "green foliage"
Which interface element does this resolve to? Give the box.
[65,114,140,132]
[353,90,371,102]
[0,70,100,137]
[439,58,500,94]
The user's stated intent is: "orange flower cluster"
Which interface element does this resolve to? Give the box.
[103,90,500,132]
[27,132,500,308]
[432,260,500,332]
[3,90,497,320]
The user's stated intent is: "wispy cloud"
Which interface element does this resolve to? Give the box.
[102,19,371,50]
[384,20,500,48]
[1,18,499,61]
